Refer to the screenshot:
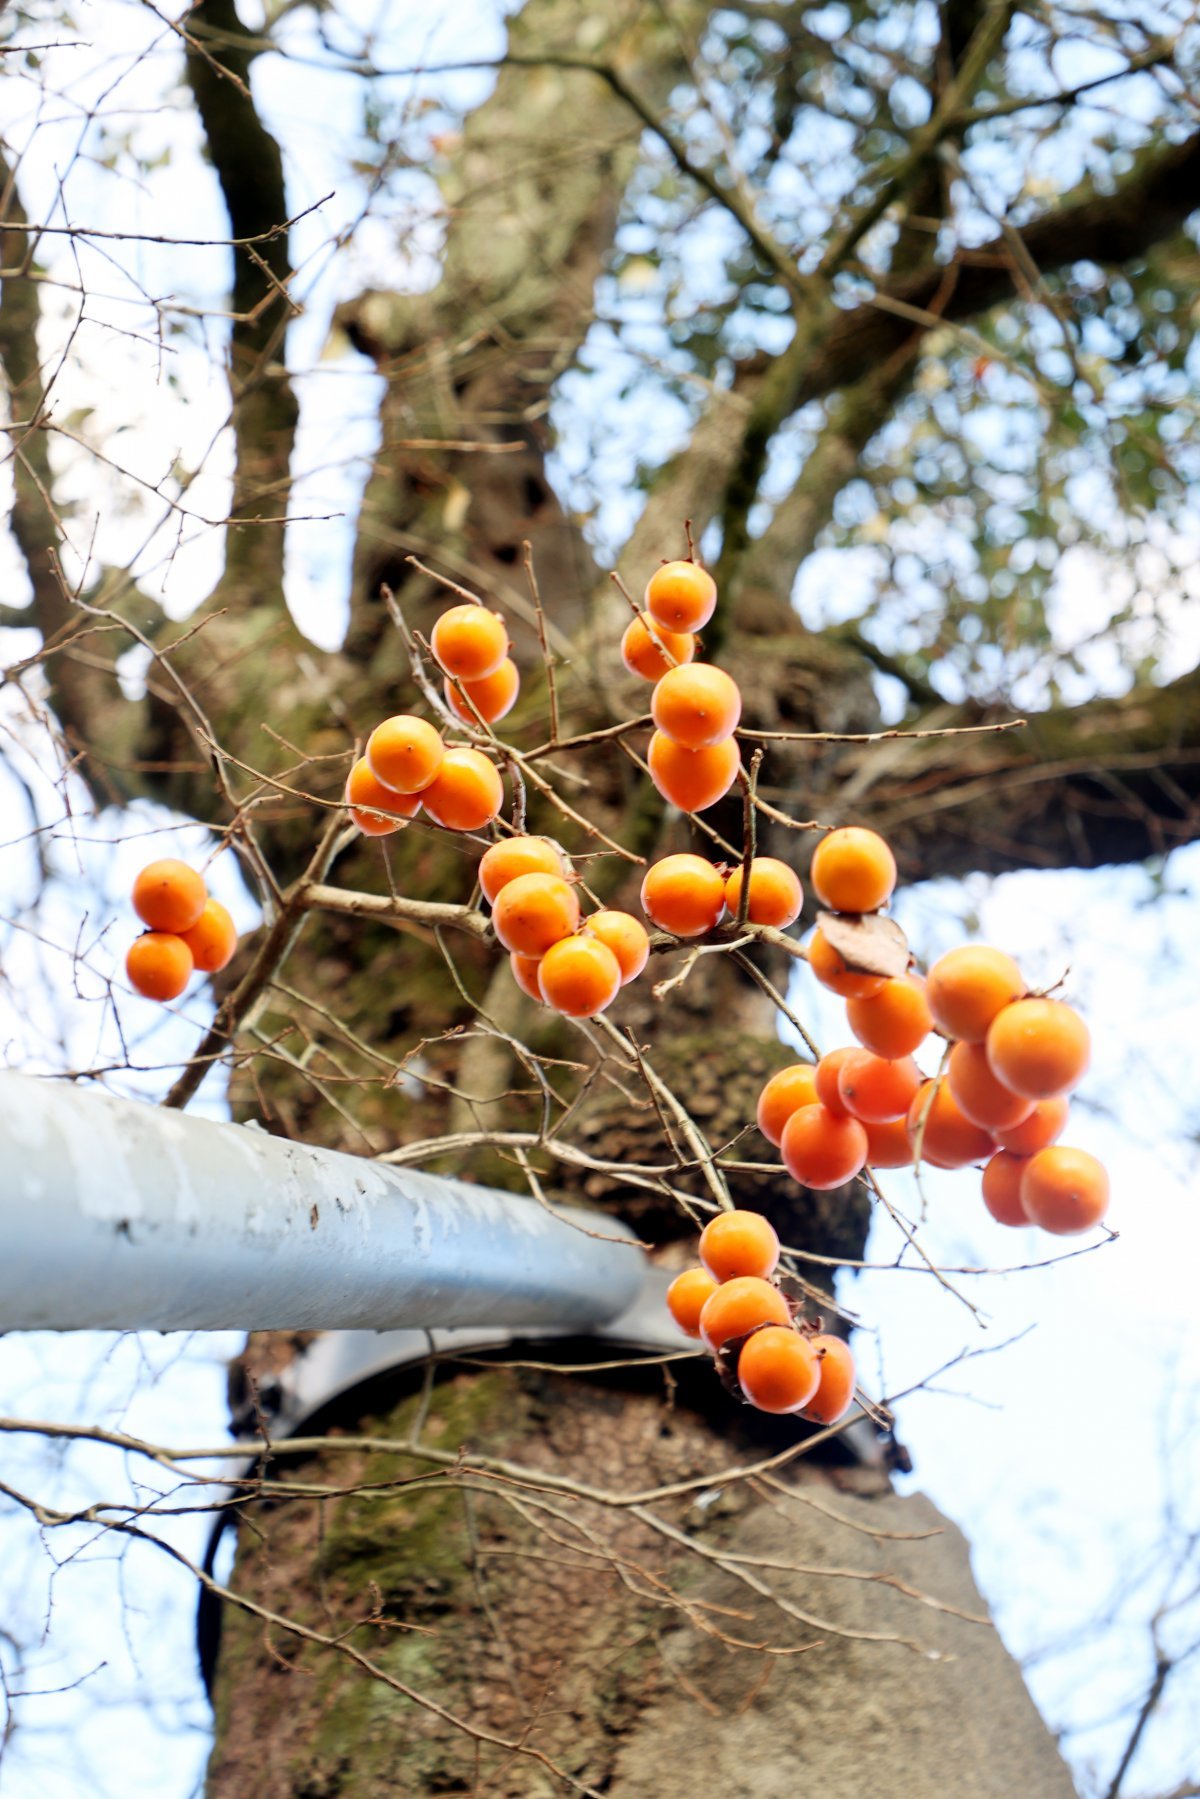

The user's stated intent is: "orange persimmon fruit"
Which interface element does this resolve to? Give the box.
[927,945,1025,1043]
[724,858,803,928]
[585,911,649,985]
[981,1152,1032,1228]
[991,1095,1070,1157]
[780,1103,868,1190]
[837,1050,921,1124]
[647,730,740,812]
[809,827,896,915]
[651,662,741,749]
[666,1267,719,1338]
[699,1275,790,1353]
[986,998,1091,1101]
[699,1209,780,1283]
[846,974,932,1059]
[509,951,545,1003]
[419,747,504,831]
[479,836,564,905]
[807,925,887,1000]
[366,715,445,795]
[538,934,622,1018]
[621,616,696,681]
[756,1064,819,1147]
[131,860,207,935]
[443,657,519,726]
[814,1047,858,1118]
[737,1326,821,1415]
[1020,1146,1110,1234]
[640,854,726,937]
[946,1040,1035,1132]
[863,1116,915,1169]
[179,899,238,975]
[491,872,580,958]
[798,1335,857,1426]
[126,932,193,1002]
[430,604,509,681]
[645,560,717,633]
[345,757,422,834]
[906,1079,994,1169]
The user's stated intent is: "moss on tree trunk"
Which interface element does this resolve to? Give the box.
[205,1360,1076,1798]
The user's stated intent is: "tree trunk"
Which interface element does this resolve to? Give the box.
[204,1359,1076,1799]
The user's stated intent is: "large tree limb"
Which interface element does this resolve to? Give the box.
[0,155,71,646]
[835,664,1200,880]
[795,128,1200,409]
[731,352,928,624]
[694,122,1200,643]
[100,0,318,814]
[0,150,151,789]
[185,0,298,609]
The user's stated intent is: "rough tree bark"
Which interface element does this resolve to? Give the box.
[3,1,1198,1793]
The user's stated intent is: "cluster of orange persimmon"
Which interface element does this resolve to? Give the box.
[346,602,514,835]
[667,1210,856,1420]
[621,560,745,812]
[472,838,804,1016]
[755,824,1109,1235]
[486,842,804,1018]
[124,550,1109,1260]
[481,836,650,1016]
[342,596,659,1017]
[124,860,238,1001]
[640,850,801,935]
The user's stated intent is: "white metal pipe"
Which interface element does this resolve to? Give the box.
[0,1074,645,1332]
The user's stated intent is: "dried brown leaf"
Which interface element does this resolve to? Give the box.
[817,910,909,980]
